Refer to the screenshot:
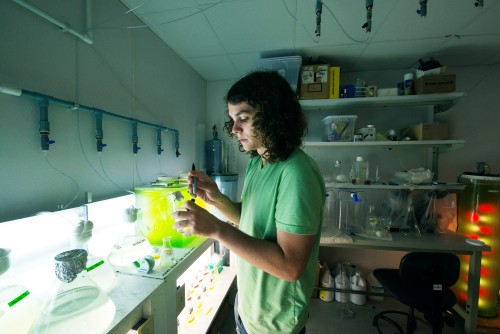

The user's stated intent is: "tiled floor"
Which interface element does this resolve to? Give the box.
[220,296,466,334]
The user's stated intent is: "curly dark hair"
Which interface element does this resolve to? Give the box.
[223,71,307,163]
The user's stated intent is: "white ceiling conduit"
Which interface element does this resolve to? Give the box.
[12,0,94,45]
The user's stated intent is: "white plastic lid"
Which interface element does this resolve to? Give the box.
[404,73,414,80]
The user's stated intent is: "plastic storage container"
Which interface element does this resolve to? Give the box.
[321,115,357,142]
[134,183,208,248]
[353,156,369,184]
[257,56,302,92]
[338,191,366,234]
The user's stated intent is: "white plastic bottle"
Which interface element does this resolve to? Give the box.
[334,266,349,303]
[333,160,348,183]
[353,156,369,184]
[319,267,334,302]
[350,272,367,305]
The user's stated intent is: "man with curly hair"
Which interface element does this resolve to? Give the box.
[173,71,325,334]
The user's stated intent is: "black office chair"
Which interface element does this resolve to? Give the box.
[372,252,460,334]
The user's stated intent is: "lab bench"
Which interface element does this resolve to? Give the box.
[105,237,236,334]
[319,231,490,334]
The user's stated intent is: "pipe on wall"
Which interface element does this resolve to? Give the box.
[0,84,180,154]
[12,0,94,45]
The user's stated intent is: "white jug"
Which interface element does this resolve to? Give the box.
[350,272,367,305]
[319,267,334,302]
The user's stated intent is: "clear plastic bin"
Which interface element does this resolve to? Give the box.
[257,56,302,92]
[321,115,358,142]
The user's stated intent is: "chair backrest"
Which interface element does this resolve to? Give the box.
[399,252,460,288]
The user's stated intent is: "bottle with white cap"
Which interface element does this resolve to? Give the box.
[332,160,348,183]
[350,272,367,305]
[404,73,414,95]
[353,156,369,184]
[319,266,334,302]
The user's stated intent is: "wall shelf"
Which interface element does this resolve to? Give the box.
[325,182,465,192]
[300,92,466,113]
[304,139,465,151]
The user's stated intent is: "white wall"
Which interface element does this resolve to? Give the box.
[0,0,207,222]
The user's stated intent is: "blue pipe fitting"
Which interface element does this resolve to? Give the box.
[18,89,180,155]
[95,112,106,152]
[38,98,54,151]
[132,122,140,154]
[156,128,163,155]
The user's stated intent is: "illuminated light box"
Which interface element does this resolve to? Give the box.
[455,173,500,318]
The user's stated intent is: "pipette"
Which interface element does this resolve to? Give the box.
[191,163,197,202]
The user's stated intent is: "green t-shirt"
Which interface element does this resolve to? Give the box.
[237,149,325,334]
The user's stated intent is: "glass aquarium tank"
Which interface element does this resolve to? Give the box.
[134,179,208,248]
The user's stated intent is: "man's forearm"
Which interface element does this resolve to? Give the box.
[214,194,241,226]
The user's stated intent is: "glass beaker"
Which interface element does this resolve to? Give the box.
[31,249,116,334]
[159,237,176,268]
[1,248,43,333]
[406,204,421,237]
[366,205,379,236]
[70,220,116,293]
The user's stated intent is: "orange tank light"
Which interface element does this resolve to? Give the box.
[469,211,480,222]
[480,267,489,276]
[479,226,492,234]
[478,203,495,213]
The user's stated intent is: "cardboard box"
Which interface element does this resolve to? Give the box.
[415,65,447,79]
[328,66,340,99]
[415,74,456,94]
[299,64,330,99]
[400,123,449,140]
